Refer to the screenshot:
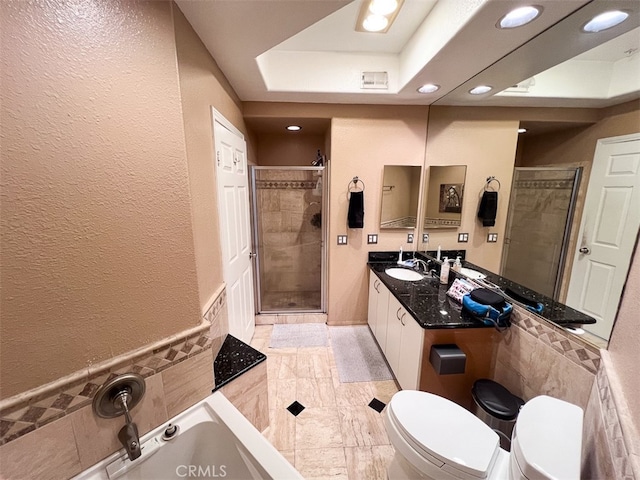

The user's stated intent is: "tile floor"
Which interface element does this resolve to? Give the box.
[249,325,399,480]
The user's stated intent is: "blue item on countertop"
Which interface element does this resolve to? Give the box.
[463,289,512,330]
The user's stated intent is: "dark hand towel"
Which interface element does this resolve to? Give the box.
[348,191,364,228]
[477,191,498,227]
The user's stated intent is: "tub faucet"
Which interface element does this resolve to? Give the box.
[115,391,142,461]
[92,373,146,462]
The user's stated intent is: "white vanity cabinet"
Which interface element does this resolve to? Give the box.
[368,273,424,391]
[368,274,390,351]
[386,295,424,390]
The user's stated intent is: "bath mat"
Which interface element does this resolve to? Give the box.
[269,323,329,348]
[329,326,393,383]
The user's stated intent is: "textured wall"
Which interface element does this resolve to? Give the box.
[173,5,249,311]
[0,0,201,398]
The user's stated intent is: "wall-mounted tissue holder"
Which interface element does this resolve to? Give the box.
[429,344,466,375]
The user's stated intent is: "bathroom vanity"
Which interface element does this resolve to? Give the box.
[368,253,498,409]
[367,251,595,410]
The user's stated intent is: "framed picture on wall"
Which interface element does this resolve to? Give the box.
[439,184,463,213]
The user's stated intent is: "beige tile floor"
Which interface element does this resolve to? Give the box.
[250,325,399,480]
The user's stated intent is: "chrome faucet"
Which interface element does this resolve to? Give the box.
[413,259,430,272]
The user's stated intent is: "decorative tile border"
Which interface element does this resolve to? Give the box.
[256,180,316,189]
[510,305,601,374]
[0,286,228,447]
[515,179,574,189]
[597,353,637,480]
[381,216,416,228]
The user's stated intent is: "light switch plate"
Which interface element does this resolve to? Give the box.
[487,233,498,243]
[407,233,414,244]
[367,234,378,244]
[422,233,429,243]
[458,233,469,243]
[337,235,347,245]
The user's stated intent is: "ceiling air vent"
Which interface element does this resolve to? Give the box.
[361,71,389,90]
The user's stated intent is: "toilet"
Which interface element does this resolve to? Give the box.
[383,390,583,480]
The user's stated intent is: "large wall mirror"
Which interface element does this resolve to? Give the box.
[423,165,467,229]
[380,165,422,229]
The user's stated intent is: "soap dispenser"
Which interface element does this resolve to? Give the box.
[440,257,451,284]
[453,256,462,272]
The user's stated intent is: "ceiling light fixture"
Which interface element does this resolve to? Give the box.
[356,0,404,34]
[469,85,493,95]
[583,10,629,33]
[498,6,542,29]
[417,84,440,94]
[286,125,302,131]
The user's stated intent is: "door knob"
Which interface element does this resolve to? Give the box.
[579,246,591,254]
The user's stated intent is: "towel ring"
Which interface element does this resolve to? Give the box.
[485,176,501,191]
[349,176,365,192]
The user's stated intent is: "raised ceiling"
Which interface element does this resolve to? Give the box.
[176,0,640,108]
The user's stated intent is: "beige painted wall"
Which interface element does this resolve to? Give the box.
[0,1,207,398]
[608,244,640,448]
[421,107,520,272]
[329,110,429,325]
[256,133,326,166]
[173,5,250,311]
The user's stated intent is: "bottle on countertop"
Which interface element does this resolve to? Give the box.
[453,256,462,272]
[436,245,442,261]
[440,257,451,284]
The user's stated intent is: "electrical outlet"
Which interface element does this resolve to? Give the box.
[422,233,429,243]
[458,233,469,243]
[337,235,347,245]
[407,233,414,243]
[487,233,498,243]
[367,234,378,244]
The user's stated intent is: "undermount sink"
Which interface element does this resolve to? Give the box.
[459,267,487,280]
[385,268,424,281]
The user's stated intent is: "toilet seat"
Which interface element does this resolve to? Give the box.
[511,396,583,480]
[387,390,500,479]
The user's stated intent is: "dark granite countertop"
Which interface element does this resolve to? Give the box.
[443,259,596,326]
[212,334,266,391]
[368,251,491,330]
[368,251,595,329]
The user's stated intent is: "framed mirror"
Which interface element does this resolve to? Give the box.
[423,165,467,229]
[380,165,422,229]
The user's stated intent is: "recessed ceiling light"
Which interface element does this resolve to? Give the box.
[369,0,398,16]
[286,125,302,131]
[583,10,629,33]
[518,128,528,134]
[469,85,493,95]
[498,6,542,29]
[363,14,389,32]
[417,84,440,94]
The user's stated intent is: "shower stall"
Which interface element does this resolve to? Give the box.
[250,166,327,313]
[501,167,582,300]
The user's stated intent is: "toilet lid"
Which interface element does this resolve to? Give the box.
[388,390,499,478]
[513,396,583,480]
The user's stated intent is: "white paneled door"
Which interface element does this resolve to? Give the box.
[213,111,255,344]
[566,133,640,341]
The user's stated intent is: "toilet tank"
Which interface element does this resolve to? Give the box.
[510,396,583,480]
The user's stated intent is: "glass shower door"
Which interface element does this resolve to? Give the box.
[250,167,325,313]
[501,167,581,299]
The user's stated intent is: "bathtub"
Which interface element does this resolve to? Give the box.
[74,391,302,480]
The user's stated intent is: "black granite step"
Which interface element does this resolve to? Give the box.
[213,334,266,391]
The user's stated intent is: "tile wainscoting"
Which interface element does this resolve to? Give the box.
[0,287,227,480]
[583,351,639,480]
[492,304,600,410]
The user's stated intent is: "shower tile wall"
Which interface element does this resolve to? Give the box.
[502,169,577,298]
[256,170,322,311]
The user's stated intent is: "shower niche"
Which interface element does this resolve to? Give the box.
[250,166,326,313]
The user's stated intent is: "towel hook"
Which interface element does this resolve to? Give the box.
[485,176,501,191]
